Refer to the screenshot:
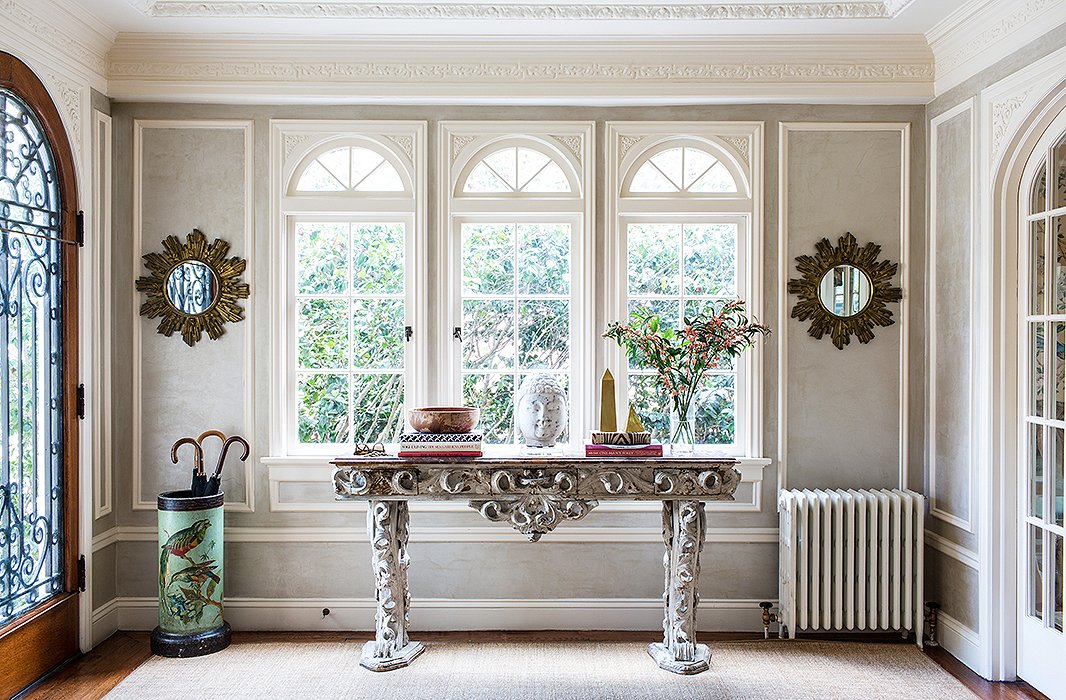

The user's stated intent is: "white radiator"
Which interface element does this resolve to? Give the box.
[778,488,925,646]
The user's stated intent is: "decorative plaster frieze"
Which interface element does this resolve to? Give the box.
[991,89,1033,157]
[108,59,933,84]
[619,135,644,160]
[551,134,582,162]
[928,0,1066,95]
[134,0,917,21]
[386,134,414,161]
[451,134,476,162]
[0,0,108,77]
[723,135,751,162]
[45,72,83,157]
[283,133,314,160]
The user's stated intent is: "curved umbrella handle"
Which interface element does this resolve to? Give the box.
[197,429,227,447]
[171,437,205,476]
[213,435,250,479]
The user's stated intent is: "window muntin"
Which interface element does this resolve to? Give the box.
[460,221,574,444]
[294,220,408,446]
[293,144,407,193]
[628,146,737,194]
[625,220,742,445]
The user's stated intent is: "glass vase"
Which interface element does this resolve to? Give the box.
[670,405,696,455]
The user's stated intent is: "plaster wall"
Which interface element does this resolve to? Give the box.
[106,102,924,632]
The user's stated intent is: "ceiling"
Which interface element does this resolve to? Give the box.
[72,0,971,37]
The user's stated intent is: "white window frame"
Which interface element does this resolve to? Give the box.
[606,122,764,457]
[439,122,595,445]
[269,120,427,458]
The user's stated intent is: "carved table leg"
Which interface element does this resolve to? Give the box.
[648,500,710,675]
[361,500,424,671]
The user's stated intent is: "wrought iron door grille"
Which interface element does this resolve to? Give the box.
[0,87,65,624]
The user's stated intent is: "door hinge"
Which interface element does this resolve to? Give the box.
[75,211,85,247]
[76,384,85,419]
[404,325,413,342]
[77,555,86,592]
[452,326,462,342]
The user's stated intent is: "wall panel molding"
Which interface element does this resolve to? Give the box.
[777,122,911,492]
[95,596,774,633]
[925,530,980,570]
[92,110,113,520]
[92,524,779,548]
[926,99,977,533]
[131,119,256,512]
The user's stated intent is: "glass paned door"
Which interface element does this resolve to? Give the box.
[1020,129,1066,698]
[0,87,65,626]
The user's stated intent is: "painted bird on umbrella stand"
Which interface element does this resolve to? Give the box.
[159,518,212,590]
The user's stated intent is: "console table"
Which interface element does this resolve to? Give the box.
[331,454,740,675]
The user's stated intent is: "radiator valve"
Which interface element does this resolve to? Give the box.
[924,602,941,647]
[759,601,779,639]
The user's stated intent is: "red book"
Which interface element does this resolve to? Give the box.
[584,442,663,458]
[397,451,483,458]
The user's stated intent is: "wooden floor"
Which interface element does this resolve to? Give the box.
[17,630,1050,700]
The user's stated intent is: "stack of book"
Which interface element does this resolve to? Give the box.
[584,441,663,458]
[398,432,483,458]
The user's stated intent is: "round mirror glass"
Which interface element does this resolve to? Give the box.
[818,265,872,317]
[166,261,218,315]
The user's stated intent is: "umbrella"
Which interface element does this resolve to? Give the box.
[208,435,249,496]
[170,437,204,495]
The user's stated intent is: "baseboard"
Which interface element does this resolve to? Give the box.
[101,597,773,633]
[936,611,982,675]
[90,598,120,647]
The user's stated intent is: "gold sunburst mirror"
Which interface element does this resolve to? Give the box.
[136,229,250,347]
[787,232,902,350]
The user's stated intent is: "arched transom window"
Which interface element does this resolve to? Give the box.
[293,144,407,193]
[463,145,572,193]
[627,145,738,194]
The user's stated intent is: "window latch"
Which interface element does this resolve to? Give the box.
[453,326,462,342]
[404,326,413,342]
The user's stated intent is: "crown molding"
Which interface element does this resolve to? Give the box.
[106,34,934,104]
[0,0,113,83]
[927,0,1066,96]
[130,0,918,21]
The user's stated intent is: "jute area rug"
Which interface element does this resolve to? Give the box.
[106,639,976,699]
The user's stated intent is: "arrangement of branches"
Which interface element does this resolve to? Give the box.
[604,301,770,440]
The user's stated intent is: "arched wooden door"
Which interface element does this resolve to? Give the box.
[0,52,80,698]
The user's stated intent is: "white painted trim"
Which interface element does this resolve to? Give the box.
[268,120,428,458]
[438,121,595,444]
[937,610,983,675]
[92,523,778,547]
[927,0,1066,97]
[104,35,933,105]
[131,119,256,512]
[777,122,911,492]
[603,121,763,459]
[98,596,774,633]
[90,598,120,647]
[976,46,1066,682]
[92,110,113,521]
[924,531,980,570]
[926,98,977,534]
[265,458,768,513]
[0,0,110,90]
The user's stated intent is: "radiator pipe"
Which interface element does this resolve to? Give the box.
[759,601,779,639]
[924,602,941,647]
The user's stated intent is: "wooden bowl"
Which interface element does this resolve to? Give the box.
[408,406,481,434]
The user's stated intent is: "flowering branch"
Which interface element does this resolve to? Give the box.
[604,300,770,442]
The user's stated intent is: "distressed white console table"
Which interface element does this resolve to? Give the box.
[331,454,740,675]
